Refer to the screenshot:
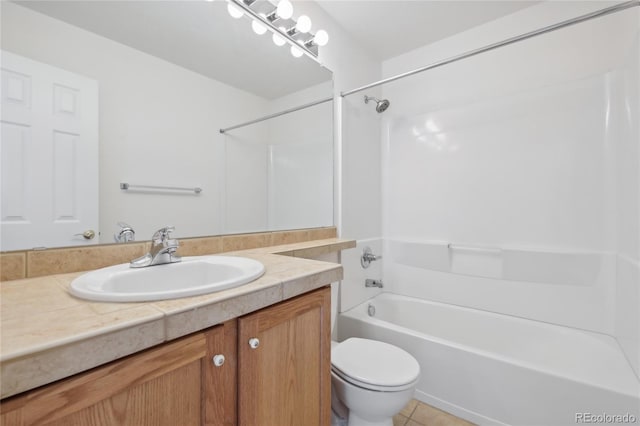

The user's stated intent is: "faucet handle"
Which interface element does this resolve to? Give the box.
[131,226,181,268]
[152,226,175,243]
[360,246,381,269]
[114,222,135,243]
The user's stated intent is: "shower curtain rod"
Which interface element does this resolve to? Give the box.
[341,0,640,98]
[219,96,333,134]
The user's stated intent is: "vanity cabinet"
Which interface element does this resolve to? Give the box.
[0,323,236,426]
[238,285,331,425]
[0,286,330,426]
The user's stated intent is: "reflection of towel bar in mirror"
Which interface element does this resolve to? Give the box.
[120,183,202,194]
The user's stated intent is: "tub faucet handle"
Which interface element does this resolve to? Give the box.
[361,246,381,268]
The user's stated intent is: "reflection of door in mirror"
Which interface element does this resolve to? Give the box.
[1,51,98,251]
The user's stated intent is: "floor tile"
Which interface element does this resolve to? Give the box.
[393,414,409,426]
[411,402,445,424]
[410,400,476,426]
[400,399,419,417]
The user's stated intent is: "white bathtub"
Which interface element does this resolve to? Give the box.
[337,293,640,426]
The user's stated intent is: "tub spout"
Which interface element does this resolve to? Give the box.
[365,279,383,288]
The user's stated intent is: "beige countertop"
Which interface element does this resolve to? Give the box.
[0,238,355,399]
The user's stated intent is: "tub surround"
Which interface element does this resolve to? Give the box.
[0,236,355,399]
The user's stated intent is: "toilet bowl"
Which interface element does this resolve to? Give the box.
[331,337,420,426]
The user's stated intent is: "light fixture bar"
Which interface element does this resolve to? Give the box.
[228,0,319,59]
[266,10,278,22]
[286,25,298,36]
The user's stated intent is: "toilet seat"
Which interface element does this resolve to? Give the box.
[331,338,420,392]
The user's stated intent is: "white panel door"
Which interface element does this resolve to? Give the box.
[1,51,98,250]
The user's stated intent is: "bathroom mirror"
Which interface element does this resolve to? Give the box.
[1,0,334,251]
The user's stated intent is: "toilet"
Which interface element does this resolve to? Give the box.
[331,337,420,426]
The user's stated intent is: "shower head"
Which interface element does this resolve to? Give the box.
[364,95,390,113]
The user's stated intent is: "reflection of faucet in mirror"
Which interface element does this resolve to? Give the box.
[130,226,181,268]
[114,222,136,243]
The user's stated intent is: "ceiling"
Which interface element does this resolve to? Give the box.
[316,0,540,61]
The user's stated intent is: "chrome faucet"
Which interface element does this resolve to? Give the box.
[114,222,135,243]
[130,226,181,268]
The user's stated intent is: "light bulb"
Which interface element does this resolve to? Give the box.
[252,16,267,35]
[314,29,329,46]
[296,15,312,33]
[227,2,244,19]
[272,27,287,46]
[290,45,304,58]
[276,0,293,20]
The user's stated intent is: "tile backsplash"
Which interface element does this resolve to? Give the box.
[0,227,336,281]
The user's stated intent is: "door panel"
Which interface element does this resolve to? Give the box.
[1,51,98,250]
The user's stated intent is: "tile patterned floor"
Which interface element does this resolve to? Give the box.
[393,399,476,426]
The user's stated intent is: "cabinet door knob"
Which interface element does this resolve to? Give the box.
[248,338,260,349]
[212,354,225,367]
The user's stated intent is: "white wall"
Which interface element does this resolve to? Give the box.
[379,0,638,359]
[1,2,269,242]
[614,18,640,378]
[265,82,333,231]
[284,1,384,235]
[292,1,383,240]
[287,2,383,312]
[221,80,334,234]
[222,121,270,234]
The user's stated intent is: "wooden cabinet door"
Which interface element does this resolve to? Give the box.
[0,322,237,426]
[205,320,237,426]
[238,286,331,426]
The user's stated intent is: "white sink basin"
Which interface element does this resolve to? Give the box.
[70,256,265,302]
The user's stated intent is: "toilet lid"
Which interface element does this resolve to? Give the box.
[331,338,420,391]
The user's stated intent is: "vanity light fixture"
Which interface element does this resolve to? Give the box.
[227,2,244,19]
[296,15,312,33]
[224,0,329,59]
[313,29,329,47]
[276,0,293,20]
[272,27,287,46]
[251,15,268,35]
[290,45,304,58]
